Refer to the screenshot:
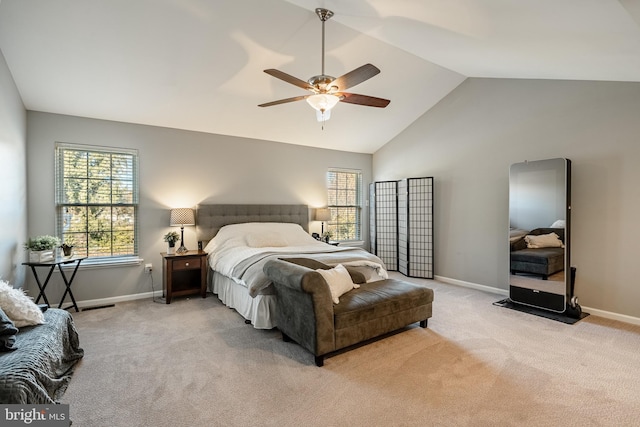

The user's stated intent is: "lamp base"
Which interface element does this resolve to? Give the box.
[176,227,188,254]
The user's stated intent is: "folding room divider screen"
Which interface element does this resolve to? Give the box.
[369,177,434,279]
[369,181,399,271]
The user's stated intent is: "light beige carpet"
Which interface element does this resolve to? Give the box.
[62,273,640,426]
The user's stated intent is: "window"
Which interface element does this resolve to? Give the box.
[326,168,362,241]
[55,143,139,261]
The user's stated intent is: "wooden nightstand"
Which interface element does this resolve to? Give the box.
[161,250,207,304]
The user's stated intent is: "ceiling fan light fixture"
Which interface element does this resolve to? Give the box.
[306,93,340,117]
[315,108,331,122]
[260,8,390,120]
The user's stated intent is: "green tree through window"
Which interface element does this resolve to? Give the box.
[326,169,362,241]
[56,143,139,259]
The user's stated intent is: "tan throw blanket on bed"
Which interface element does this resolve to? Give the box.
[231,248,387,297]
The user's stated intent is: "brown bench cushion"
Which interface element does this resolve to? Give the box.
[334,279,434,330]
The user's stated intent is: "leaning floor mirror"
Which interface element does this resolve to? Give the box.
[507,158,582,319]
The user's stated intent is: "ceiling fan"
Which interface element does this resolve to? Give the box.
[259,8,390,123]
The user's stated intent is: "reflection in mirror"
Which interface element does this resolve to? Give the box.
[509,158,570,313]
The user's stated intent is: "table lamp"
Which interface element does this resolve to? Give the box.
[170,208,195,254]
[315,208,331,235]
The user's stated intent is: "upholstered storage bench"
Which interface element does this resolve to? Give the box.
[510,247,564,279]
[510,227,565,280]
[263,258,434,366]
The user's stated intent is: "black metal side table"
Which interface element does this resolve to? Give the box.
[22,256,87,312]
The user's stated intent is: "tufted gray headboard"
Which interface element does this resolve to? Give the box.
[195,204,310,243]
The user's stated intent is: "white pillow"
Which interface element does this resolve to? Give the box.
[316,264,360,304]
[550,220,565,228]
[0,280,45,327]
[525,232,565,249]
[211,222,318,249]
[245,232,288,248]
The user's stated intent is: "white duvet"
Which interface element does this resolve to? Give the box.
[204,222,387,295]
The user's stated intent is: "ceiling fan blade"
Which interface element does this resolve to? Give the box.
[330,64,380,92]
[338,92,390,108]
[264,69,315,91]
[258,95,310,108]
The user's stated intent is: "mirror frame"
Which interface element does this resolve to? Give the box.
[508,158,571,313]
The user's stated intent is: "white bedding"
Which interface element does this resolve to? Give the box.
[206,223,336,278]
[204,223,388,327]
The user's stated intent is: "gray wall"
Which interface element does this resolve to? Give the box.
[373,78,640,320]
[0,48,27,286]
[26,112,372,303]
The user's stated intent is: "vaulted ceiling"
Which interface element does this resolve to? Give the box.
[1,0,639,153]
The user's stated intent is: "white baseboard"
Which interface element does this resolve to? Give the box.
[76,277,640,327]
[435,275,640,327]
[435,275,509,297]
[76,290,163,309]
[578,306,640,326]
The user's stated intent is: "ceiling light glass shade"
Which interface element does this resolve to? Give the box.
[306,94,339,120]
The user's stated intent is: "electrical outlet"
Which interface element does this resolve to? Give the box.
[145,263,153,274]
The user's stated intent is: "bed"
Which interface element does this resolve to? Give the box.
[196,204,388,329]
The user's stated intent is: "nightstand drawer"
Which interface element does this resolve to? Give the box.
[172,258,201,271]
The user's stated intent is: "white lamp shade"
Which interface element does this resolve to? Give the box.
[315,208,331,222]
[170,208,195,226]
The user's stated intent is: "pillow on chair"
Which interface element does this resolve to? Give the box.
[281,258,367,284]
[315,264,360,304]
[525,232,565,249]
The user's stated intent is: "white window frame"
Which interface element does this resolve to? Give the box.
[326,168,363,242]
[55,142,141,267]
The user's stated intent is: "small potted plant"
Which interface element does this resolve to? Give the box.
[60,243,75,257]
[322,231,333,244]
[164,231,180,254]
[24,235,60,262]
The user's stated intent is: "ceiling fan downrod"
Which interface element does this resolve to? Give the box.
[316,8,333,80]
